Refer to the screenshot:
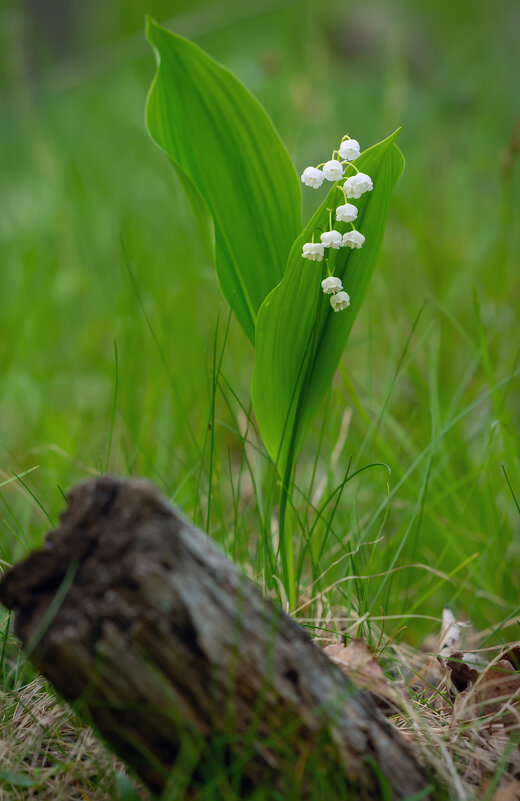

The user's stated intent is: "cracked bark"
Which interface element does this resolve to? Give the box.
[0,477,434,799]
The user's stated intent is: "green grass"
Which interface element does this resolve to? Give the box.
[1,0,519,796]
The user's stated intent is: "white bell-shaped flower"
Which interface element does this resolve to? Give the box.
[339,139,361,161]
[343,172,373,198]
[330,291,351,312]
[301,166,325,188]
[342,230,365,249]
[302,242,325,261]
[322,160,344,182]
[321,276,343,294]
[335,203,358,222]
[320,230,343,249]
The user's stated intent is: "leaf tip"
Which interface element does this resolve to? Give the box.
[144,15,157,39]
[145,15,168,48]
[388,126,403,145]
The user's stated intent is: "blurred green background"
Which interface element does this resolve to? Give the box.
[1,0,519,640]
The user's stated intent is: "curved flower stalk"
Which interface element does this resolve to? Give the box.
[254,128,404,485]
[300,135,373,313]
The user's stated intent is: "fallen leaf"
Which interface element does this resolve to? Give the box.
[491,778,520,801]
[474,659,520,719]
[500,646,520,671]
[443,651,479,695]
[324,639,402,712]
[440,644,520,723]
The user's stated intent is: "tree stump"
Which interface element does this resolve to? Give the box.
[0,477,433,799]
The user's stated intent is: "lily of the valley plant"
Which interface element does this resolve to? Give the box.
[146,17,404,608]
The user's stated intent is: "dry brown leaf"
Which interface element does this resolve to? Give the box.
[444,651,480,695]
[322,620,520,793]
[501,646,520,671]
[438,652,479,721]
[440,644,520,723]
[323,639,402,713]
[474,659,520,719]
[491,778,520,801]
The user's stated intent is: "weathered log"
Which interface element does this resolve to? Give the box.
[0,477,433,799]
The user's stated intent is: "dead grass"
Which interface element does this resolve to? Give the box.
[1,614,519,800]
[322,611,520,800]
[0,676,148,801]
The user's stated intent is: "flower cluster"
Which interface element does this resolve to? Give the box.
[299,135,374,312]
[321,276,350,312]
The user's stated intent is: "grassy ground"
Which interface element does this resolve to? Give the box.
[1,0,519,797]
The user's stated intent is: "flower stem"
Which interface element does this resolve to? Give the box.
[278,454,295,609]
[276,288,324,611]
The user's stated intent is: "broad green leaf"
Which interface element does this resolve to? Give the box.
[252,130,404,476]
[145,18,301,344]
[0,769,37,788]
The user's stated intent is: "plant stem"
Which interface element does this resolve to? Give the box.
[278,453,295,609]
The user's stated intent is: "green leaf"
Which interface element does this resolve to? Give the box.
[0,769,37,788]
[145,18,302,344]
[252,130,404,475]
[113,771,142,801]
